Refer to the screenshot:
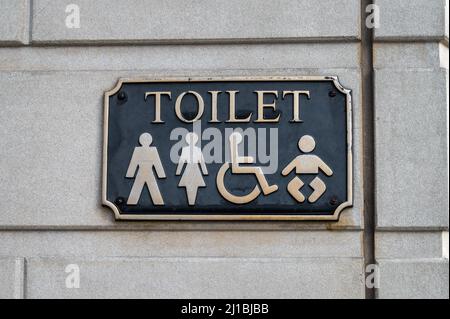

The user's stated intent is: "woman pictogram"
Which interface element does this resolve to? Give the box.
[176,132,208,205]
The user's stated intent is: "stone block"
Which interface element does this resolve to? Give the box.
[375,69,449,229]
[0,257,24,299]
[374,0,447,41]
[374,43,441,69]
[376,231,444,259]
[25,257,365,298]
[0,0,29,45]
[377,259,449,299]
[0,68,362,229]
[0,230,362,258]
[31,0,360,44]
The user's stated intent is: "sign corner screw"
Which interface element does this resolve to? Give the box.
[329,197,338,205]
[118,91,127,101]
[115,197,125,205]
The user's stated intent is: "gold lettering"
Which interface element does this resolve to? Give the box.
[175,91,205,123]
[144,91,171,123]
[254,90,280,123]
[282,90,310,122]
[226,91,251,123]
[208,91,221,123]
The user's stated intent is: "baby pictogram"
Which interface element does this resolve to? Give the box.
[217,132,278,204]
[126,132,166,205]
[282,135,333,203]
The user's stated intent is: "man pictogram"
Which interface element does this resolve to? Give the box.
[126,132,166,205]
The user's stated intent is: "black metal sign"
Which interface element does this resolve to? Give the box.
[102,76,352,220]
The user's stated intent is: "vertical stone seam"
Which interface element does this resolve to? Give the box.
[13,257,26,299]
[360,0,376,299]
[443,231,449,259]
[28,0,33,45]
[23,257,28,299]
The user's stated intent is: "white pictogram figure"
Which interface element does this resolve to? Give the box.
[282,135,333,203]
[176,132,208,205]
[216,132,278,204]
[126,132,166,205]
[229,132,278,195]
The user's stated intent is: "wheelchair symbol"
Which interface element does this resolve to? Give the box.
[216,132,278,204]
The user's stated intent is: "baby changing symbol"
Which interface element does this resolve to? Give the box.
[282,135,333,203]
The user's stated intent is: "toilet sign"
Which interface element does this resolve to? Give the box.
[102,76,352,220]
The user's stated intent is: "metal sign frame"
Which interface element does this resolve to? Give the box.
[102,76,353,221]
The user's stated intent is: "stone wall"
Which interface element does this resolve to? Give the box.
[373,0,449,299]
[0,0,448,298]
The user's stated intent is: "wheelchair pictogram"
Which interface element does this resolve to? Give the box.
[216,132,278,204]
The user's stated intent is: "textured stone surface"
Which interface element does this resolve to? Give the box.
[0,69,363,229]
[374,43,441,69]
[0,258,24,299]
[2,0,448,300]
[375,69,449,229]
[376,232,444,259]
[446,0,449,42]
[0,0,29,45]
[374,0,447,40]
[0,230,361,258]
[440,43,449,69]
[0,43,360,71]
[377,259,449,299]
[26,257,364,298]
[443,231,449,258]
[32,0,360,44]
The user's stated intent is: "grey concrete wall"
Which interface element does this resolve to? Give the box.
[0,0,448,299]
[373,0,449,299]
